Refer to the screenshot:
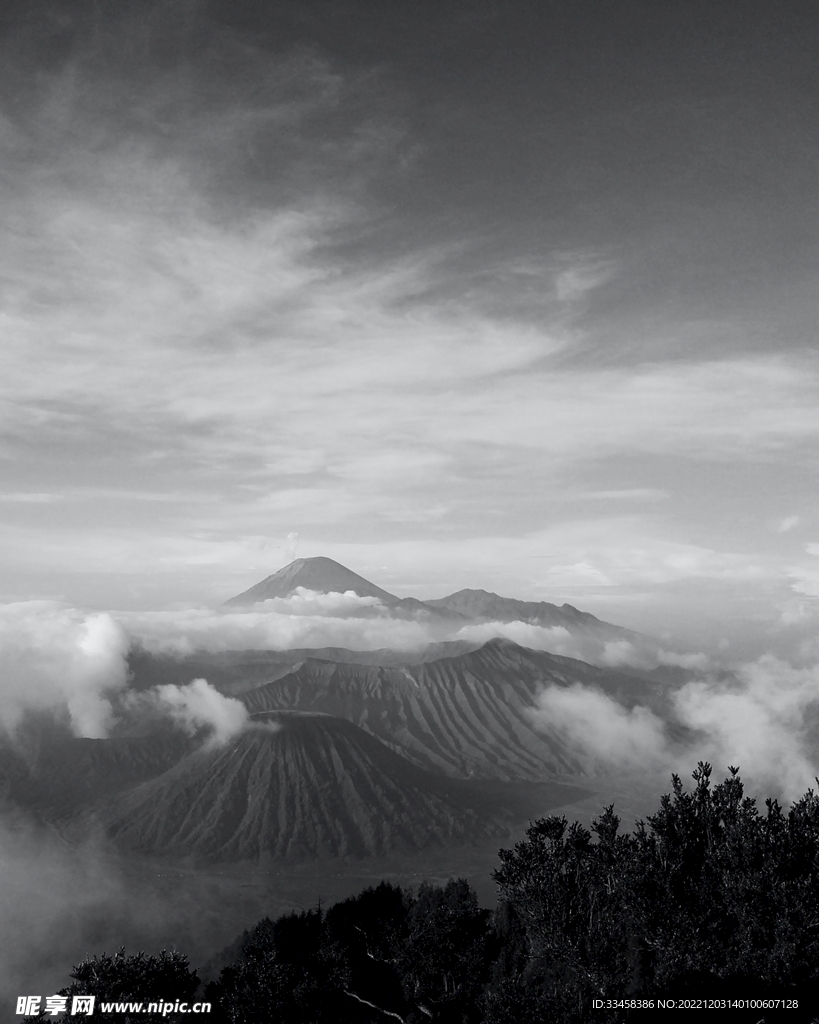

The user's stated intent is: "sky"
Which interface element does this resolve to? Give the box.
[1,0,819,655]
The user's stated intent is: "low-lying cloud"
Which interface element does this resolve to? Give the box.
[672,656,819,801]
[454,619,707,673]
[530,654,819,800]
[0,602,130,738]
[123,598,437,655]
[0,603,261,746]
[4,596,814,799]
[530,683,668,772]
[252,588,386,616]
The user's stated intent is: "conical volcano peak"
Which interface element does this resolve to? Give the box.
[225,556,401,606]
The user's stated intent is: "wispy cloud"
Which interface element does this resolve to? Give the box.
[554,257,615,303]
[0,493,61,504]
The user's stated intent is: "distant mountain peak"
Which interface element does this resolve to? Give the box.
[223,558,637,638]
[425,589,642,642]
[225,556,400,607]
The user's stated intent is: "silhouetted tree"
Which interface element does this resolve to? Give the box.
[41,766,819,1024]
[490,764,819,1022]
[397,878,494,1021]
[42,949,199,1023]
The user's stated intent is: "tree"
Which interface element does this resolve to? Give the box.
[490,765,819,1023]
[208,879,495,1023]
[397,878,494,1021]
[38,949,200,1024]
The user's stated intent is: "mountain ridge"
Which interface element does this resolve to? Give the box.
[424,588,643,642]
[240,637,673,781]
[223,557,646,644]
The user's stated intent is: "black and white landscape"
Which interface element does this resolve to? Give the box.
[3,555,819,1015]
[1,1,819,1020]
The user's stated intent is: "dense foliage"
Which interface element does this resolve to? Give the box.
[41,766,819,1023]
[488,763,819,1022]
[25,949,200,1023]
[205,878,495,1023]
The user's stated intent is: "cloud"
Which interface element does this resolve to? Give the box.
[0,602,272,745]
[123,601,438,655]
[120,591,711,675]
[529,684,669,772]
[123,597,635,665]
[136,678,256,747]
[673,656,819,801]
[579,488,668,501]
[252,587,386,616]
[452,619,710,674]
[0,492,60,503]
[455,620,577,653]
[2,36,817,594]
[543,561,615,588]
[656,649,712,670]
[454,620,635,666]
[0,818,138,1009]
[788,571,819,598]
[528,653,819,801]
[0,603,130,737]
[0,812,227,1012]
[596,640,711,672]
[554,258,614,302]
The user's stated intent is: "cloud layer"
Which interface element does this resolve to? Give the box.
[0,593,815,800]
[530,655,819,801]
[121,591,702,675]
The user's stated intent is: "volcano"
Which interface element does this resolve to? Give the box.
[224,558,650,645]
[225,556,469,623]
[87,712,585,862]
[225,557,404,607]
[240,638,673,781]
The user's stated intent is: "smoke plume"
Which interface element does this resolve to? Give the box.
[134,677,256,746]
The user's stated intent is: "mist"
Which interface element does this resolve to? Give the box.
[120,591,712,677]
[530,653,819,801]
[121,596,437,655]
[0,815,176,1009]
[0,603,130,738]
[3,596,806,805]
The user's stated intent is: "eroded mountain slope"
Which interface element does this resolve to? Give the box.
[241,638,671,780]
[87,712,585,862]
